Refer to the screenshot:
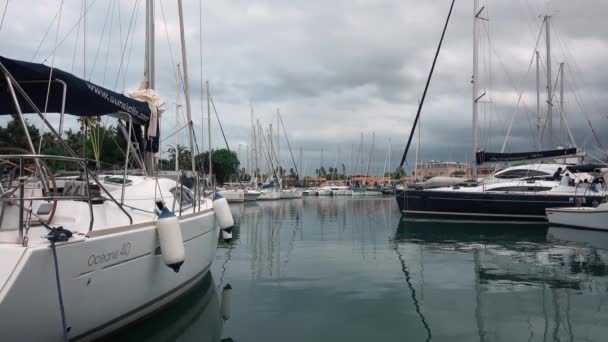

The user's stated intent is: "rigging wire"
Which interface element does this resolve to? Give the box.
[121,0,142,92]
[88,0,114,80]
[41,0,98,63]
[160,122,191,143]
[491,18,545,152]
[113,0,139,91]
[0,0,8,33]
[69,0,84,73]
[552,24,607,154]
[398,0,455,168]
[37,0,64,155]
[101,0,116,87]
[159,0,179,85]
[31,6,62,61]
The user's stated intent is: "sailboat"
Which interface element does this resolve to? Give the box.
[0,1,232,340]
[395,0,605,223]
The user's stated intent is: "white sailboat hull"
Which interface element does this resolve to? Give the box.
[244,190,261,201]
[318,189,332,196]
[546,206,608,231]
[0,210,219,341]
[257,190,280,201]
[218,189,245,203]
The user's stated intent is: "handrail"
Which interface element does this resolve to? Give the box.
[0,154,134,234]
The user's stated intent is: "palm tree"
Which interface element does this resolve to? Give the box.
[167,144,191,170]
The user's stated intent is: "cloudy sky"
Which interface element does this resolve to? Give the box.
[1,0,607,175]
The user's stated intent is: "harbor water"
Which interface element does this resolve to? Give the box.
[112,197,608,341]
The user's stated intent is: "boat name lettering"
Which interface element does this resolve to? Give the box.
[87,242,131,266]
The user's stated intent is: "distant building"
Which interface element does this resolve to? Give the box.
[412,161,470,179]
[412,161,495,179]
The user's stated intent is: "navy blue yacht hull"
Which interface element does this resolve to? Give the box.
[395,189,604,223]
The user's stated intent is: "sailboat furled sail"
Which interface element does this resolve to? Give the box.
[0,55,152,125]
[475,147,578,165]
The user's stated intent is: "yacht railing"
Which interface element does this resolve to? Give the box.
[0,154,133,242]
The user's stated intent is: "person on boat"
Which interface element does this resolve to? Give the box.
[592,177,605,192]
[552,167,563,181]
[560,173,571,186]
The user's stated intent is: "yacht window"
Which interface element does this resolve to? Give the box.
[104,176,133,186]
[491,186,552,192]
[495,169,549,179]
[170,187,194,208]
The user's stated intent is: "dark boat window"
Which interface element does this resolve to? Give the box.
[104,176,133,186]
[170,187,194,208]
[495,169,549,179]
[490,186,552,192]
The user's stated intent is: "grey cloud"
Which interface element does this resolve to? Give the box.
[1,0,607,176]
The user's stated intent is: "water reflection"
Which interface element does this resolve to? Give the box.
[103,273,224,342]
[395,218,608,341]
[224,198,399,281]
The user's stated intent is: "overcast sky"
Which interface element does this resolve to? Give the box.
[1,0,607,175]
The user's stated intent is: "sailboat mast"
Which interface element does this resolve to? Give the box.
[299,146,302,179]
[144,0,156,174]
[471,0,480,180]
[559,62,564,146]
[177,0,196,173]
[388,138,391,185]
[365,132,374,186]
[207,81,212,184]
[277,109,280,172]
[320,148,324,178]
[536,50,541,150]
[545,15,553,148]
[252,104,258,184]
[175,64,182,172]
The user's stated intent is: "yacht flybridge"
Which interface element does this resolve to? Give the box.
[0,0,233,339]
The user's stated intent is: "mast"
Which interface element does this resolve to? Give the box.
[398,0,455,171]
[356,133,363,177]
[278,112,300,180]
[415,100,421,181]
[177,0,196,173]
[277,109,280,174]
[536,50,541,150]
[471,0,480,179]
[320,148,324,178]
[545,15,553,148]
[365,132,374,186]
[388,138,391,185]
[251,103,258,185]
[559,62,564,146]
[269,124,274,175]
[207,81,212,185]
[175,64,182,172]
[144,0,156,174]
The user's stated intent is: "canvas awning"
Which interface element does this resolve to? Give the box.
[0,56,152,125]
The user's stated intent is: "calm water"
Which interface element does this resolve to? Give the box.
[111,197,608,341]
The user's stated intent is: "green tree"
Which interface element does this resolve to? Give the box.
[196,148,240,184]
[0,119,128,171]
[391,166,406,180]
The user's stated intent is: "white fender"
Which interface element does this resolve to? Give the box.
[156,207,185,272]
[213,194,234,229]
